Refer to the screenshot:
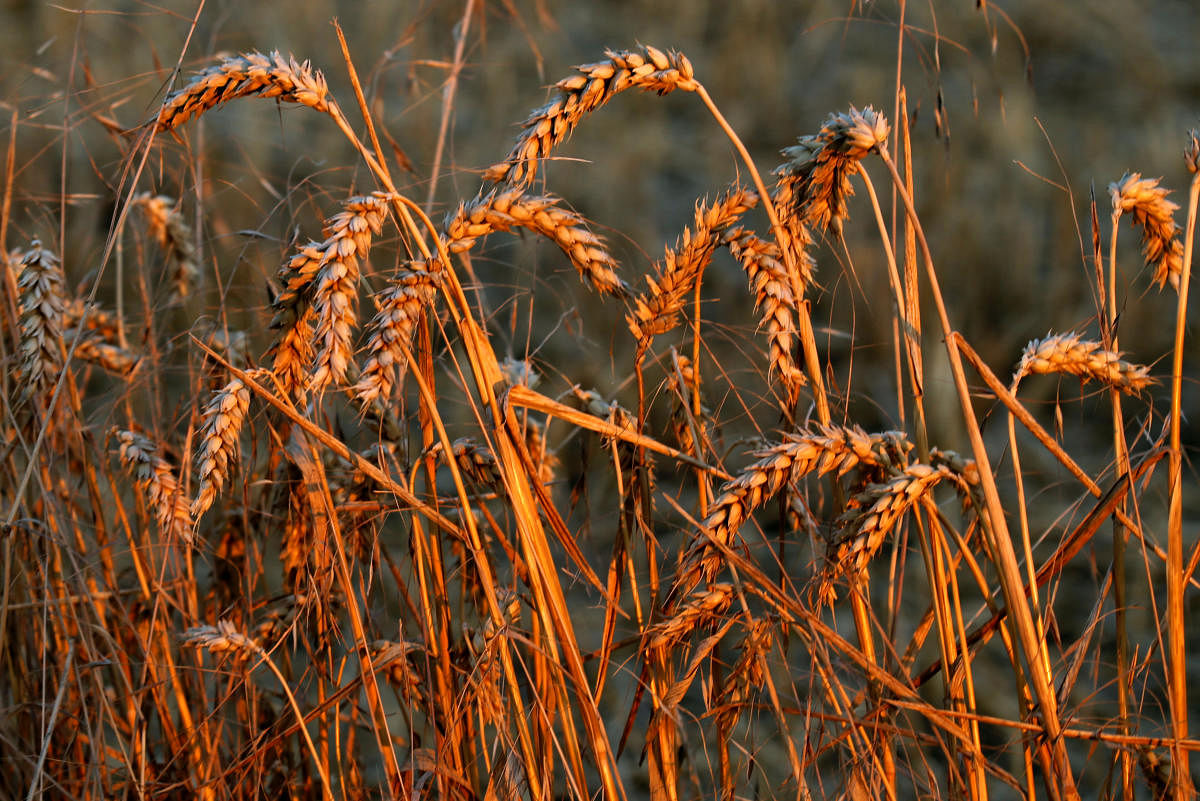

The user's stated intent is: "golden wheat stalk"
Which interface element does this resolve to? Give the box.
[483,44,698,187]
[678,425,911,592]
[16,240,66,402]
[156,51,334,132]
[135,193,199,302]
[627,188,757,343]
[723,225,808,392]
[191,371,259,520]
[445,187,627,296]
[1109,172,1184,291]
[1014,332,1154,394]
[775,106,890,238]
[113,429,194,545]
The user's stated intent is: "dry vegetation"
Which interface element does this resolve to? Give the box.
[2,2,1199,800]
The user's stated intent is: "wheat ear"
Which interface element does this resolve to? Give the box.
[191,371,258,520]
[156,51,334,132]
[113,429,194,545]
[1109,172,1184,291]
[483,45,698,187]
[17,240,66,403]
[135,193,199,302]
[775,106,890,238]
[353,265,440,405]
[1014,332,1154,394]
[627,187,757,343]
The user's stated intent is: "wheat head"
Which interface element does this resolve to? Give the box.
[113,429,194,545]
[1014,332,1154,394]
[1109,172,1184,291]
[135,193,199,302]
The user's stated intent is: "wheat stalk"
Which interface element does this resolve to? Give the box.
[445,187,627,296]
[135,193,199,303]
[1109,172,1184,291]
[775,106,890,238]
[1014,332,1154,394]
[627,187,757,343]
[483,44,698,187]
[191,371,259,520]
[113,429,194,545]
[156,51,334,132]
[16,240,66,403]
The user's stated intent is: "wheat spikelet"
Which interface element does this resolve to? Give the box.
[627,188,757,343]
[678,425,910,592]
[776,106,890,237]
[645,583,733,650]
[17,241,66,403]
[714,618,772,733]
[135,193,199,302]
[444,187,626,296]
[181,619,258,660]
[1109,172,1184,291]
[723,225,808,392]
[113,429,194,545]
[483,44,698,187]
[156,51,333,132]
[353,265,439,404]
[1015,332,1154,394]
[191,371,259,520]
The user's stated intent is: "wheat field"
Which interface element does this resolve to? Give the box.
[1,2,1198,800]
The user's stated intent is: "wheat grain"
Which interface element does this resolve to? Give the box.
[483,45,698,187]
[135,193,199,302]
[627,188,757,343]
[353,265,439,405]
[113,429,194,545]
[776,106,890,238]
[16,240,66,403]
[723,225,808,392]
[445,187,626,296]
[1109,172,1184,291]
[1015,332,1154,394]
[191,371,259,520]
[156,51,334,132]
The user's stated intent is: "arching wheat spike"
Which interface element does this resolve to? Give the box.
[775,106,890,238]
[1015,332,1154,395]
[113,429,194,545]
[627,188,758,343]
[156,50,333,132]
[677,425,911,593]
[1109,172,1184,291]
[135,193,199,302]
[445,188,627,296]
[645,583,733,651]
[354,264,439,405]
[17,240,66,403]
[182,620,258,661]
[723,226,808,393]
[483,45,698,187]
[192,372,257,520]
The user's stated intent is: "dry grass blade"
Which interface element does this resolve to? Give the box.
[1109,172,1184,290]
[1014,332,1154,394]
[191,370,257,520]
[775,106,890,237]
[113,429,194,545]
[445,187,627,296]
[353,264,439,405]
[156,50,334,132]
[627,187,757,343]
[16,240,65,403]
[483,44,698,187]
[135,193,199,302]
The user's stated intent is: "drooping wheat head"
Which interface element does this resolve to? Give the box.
[723,225,808,394]
[16,240,66,404]
[135,193,199,303]
[444,187,627,296]
[482,44,698,187]
[1109,172,1184,290]
[191,371,258,520]
[627,187,757,344]
[645,583,733,651]
[113,429,194,545]
[156,51,334,132]
[1014,332,1154,395]
[775,106,890,238]
[714,617,772,734]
